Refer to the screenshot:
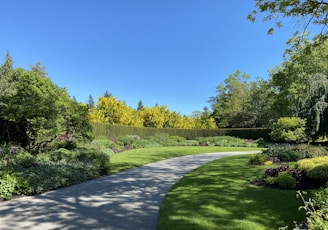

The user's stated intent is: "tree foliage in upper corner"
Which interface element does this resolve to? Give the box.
[0,52,93,152]
[248,0,328,39]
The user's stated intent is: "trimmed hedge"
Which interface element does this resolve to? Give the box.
[91,122,270,140]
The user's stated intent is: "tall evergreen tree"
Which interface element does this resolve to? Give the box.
[88,94,95,108]
[137,100,144,111]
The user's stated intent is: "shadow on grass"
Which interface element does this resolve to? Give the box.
[158,155,305,230]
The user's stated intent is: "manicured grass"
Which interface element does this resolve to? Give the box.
[110,146,262,174]
[158,154,306,230]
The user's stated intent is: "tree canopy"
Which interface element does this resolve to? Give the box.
[0,52,92,151]
[248,0,328,38]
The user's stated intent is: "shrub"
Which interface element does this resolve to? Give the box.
[92,136,116,148]
[296,156,328,172]
[307,163,328,182]
[0,172,27,199]
[196,136,257,147]
[0,173,17,200]
[275,171,297,189]
[179,140,199,146]
[270,117,307,143]
[314,188,328,209]
[296,191,328,230]
[71,147,111,175]
[265,176,276,185]
[264,165,302,189]
[264,160,273,165]
[49,148,73,162]
[117,135,140,146]
[291,144,328,158]
[264,145,304,162]
[249,153,268,165]
[14,152,37,169]
[168,136,186,143]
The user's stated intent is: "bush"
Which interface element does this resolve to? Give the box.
[275,171,297,189]
[314,188,328,209]
[15,152,37,168]
[49,148,73,161]
[295,191,328,230]
[249,153,268,165]
[265,165,302,182]
[296,157,328,182]
[92,136,116,148]
[0,172,27,200]
[270,117,307,143]
[0,173,17,200]
[70,147,111,175]
[296,156,328,172]
[264,145,304,162]
[196,136,257,147]
[116,135,140,146]
[307,164,328,182]
[291,144,328,158]
[179,140,199,146]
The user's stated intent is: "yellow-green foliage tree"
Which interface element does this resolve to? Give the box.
[89,95,143,127]
[141,104,166,128]
[89,94,218,129]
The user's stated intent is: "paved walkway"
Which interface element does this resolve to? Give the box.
[0,151,259,230]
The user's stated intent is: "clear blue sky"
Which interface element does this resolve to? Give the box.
[0,0,295,115]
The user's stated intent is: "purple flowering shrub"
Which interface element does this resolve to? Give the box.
[265,165,303,182]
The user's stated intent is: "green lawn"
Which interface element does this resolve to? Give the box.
[110,146,262,174]
[158,154,305,230]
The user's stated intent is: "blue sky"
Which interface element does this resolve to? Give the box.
[1,0,295,115]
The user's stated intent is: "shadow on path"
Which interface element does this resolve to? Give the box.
[0,151,259,230]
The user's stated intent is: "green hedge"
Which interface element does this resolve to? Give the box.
[91,123,270,140]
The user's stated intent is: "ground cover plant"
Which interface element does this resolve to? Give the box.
[0,144,111,200]
[158,154,305,230]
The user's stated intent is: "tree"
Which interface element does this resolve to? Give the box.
[142,105,166,128]
[249,78,276,127]
[210,70,255,127]
[248,0,328,39]
[0,53,93,150]
[88,94,95,108]
[89,95,143,127]
[303,73,328,140]
[104,90,112,97]
[137,100,144,111]
[0,51,13,78]
[192,107,217,129]
[30,62,48,76]
[269,38,328,138]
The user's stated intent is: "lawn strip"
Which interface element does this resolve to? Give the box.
[110,146,262,174]
[158,154,305,230]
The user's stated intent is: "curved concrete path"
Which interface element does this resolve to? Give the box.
[0,151,259,230]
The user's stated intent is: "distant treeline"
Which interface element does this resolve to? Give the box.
[91,122,270,140]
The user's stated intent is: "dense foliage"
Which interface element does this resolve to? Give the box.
[0,144,110,200]
[0,52,92,152]
[270,117,307,143]
[92,122,271,140]
[89,95,217,129]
